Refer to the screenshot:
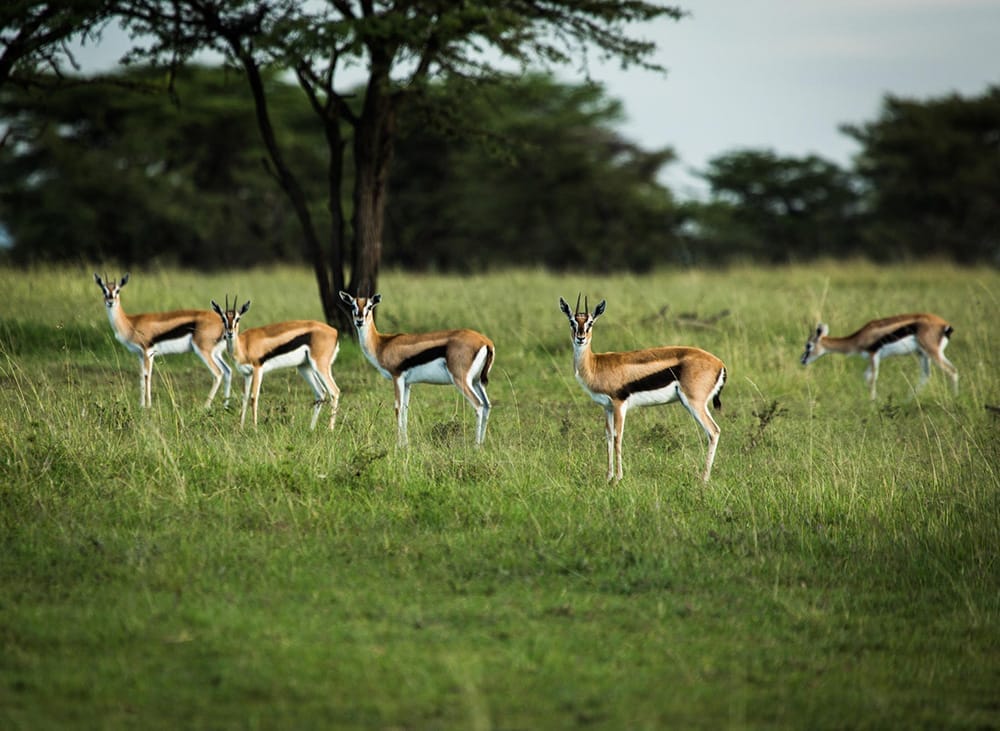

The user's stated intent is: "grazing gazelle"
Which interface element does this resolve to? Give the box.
[94,273,230,408]
[559,295,727,483]
[338,291,494,447]
[210,297,341,430]
[800,313,958,400]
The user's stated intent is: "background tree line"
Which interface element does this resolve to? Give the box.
[3,68,997,270]
[2,0,688,329]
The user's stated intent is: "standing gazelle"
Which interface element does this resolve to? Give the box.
[560,295,727,483]
[211,298,341,430]
[338,292,494,446]
[800,313,958,400]
[94,273,231,408]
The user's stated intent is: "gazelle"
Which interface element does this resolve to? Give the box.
[559,295,727,483]
[800,313,958,400]
[94,273,231,408]
[210,298,341,429]
[338,291,494,446]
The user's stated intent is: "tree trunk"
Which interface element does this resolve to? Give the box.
[238,51,339,324]
[322,113,351,332]
[348,71,395,299]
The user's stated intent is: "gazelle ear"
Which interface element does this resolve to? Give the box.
[338,291,354,305]
[240,301,251,315]
[817,323,829,337]
[559,297,573,319]
[371,293,382,305]
[211,300,223,316]
[593,300,607,318]
[94,273,104,287]
[120,273,130,287]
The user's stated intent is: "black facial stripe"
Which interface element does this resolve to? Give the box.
[866,323,918,353]
[614,364,683,401]
[261,333,311,363]
[151,321,197,345]
[399,345,448,372]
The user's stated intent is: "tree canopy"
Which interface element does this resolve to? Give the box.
[107,0,685,325]
[691,149,863,263]
[0,67,686,271]
[843,86,1000,263]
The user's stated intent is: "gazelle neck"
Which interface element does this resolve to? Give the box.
[227,332,247,364]
[821,334,861,355]
[572,339,595,374]
[358,316,384,353]
[356,317,387,372]
[106,300,132,337]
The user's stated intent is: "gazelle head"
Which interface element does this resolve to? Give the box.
[211,296,251,345]
[559,294,607,348]
[801,323,830,365]
[94,272,130,309]
[338,291,381,331]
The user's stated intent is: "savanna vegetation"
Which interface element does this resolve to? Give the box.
[1,263,998,729]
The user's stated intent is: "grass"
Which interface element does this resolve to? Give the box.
[1,262,998,729]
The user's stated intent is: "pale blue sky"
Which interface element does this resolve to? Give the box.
[581,0,1000,196]
[73,1,1000,198]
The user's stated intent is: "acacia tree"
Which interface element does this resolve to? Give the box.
[1,1,113,90]
[109,0,684,327]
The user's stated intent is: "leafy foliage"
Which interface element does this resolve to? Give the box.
[0,66,310,267]
[387,74,683,271]
[0,67,684,271]
[690,149,863,263]
[843,86,1000,263]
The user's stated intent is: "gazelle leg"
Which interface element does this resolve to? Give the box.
[239,374,253,427]
[250,369,264,427]
[612,403,627,483]
[682,396,722,482]
[199,347,228,408]
[916,352,931,391]
[137,354,147,407]
[220,354,233,407]
[864,353,880,400]
[141,353,155,407]
[457,375,490,446]
[300,366,326,430]
[319,366,340,431]
[473,378,491,446]
[936,351,959,393]
[603,407,615,481]
[394,377,410,446]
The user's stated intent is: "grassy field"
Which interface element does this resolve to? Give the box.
[1,263,998,730]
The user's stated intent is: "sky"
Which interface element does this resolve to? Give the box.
[581,0,1000,197]
[71,1,1000,199]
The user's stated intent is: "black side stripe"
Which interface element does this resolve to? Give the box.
[151,321,197,345]
[261,333,311,364]
[399,345,448,372]
[614,364,683,401]
[866,323,918,353]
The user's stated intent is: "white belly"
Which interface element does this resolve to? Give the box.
[149,335,194,356]
[626,382,681,408]
[260,346,311,374]
[405,358,453,385]
[878,335,919,358]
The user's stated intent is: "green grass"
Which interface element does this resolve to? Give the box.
[1,262,998,729]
